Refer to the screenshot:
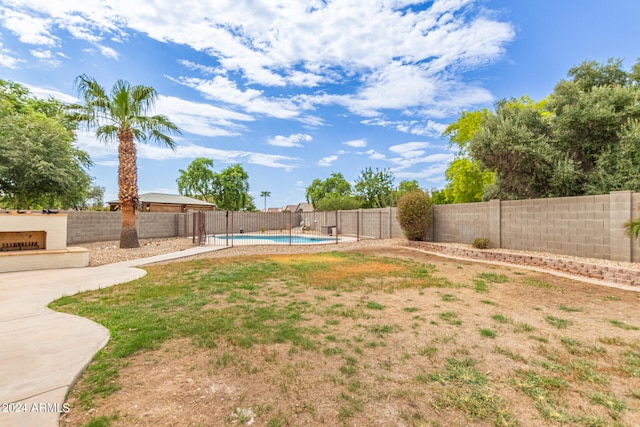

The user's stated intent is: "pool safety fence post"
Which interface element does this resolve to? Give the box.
[357,209,360,242]
[224,211,228,246]
[335,210,338,244]
[289,210,292,246]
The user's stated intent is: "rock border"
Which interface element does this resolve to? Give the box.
[405,241,640,287]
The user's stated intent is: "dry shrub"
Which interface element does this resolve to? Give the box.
[396,191,432,241]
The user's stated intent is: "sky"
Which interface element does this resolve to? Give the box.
[1,0,639,209]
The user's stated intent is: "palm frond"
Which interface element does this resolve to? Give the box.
[96,125,121,143]
[625,218,640,239]
[74,75,181,149]
[130,85,157,114]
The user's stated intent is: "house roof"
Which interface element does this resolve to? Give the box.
[296,202,314,212]
[109,193,215,206]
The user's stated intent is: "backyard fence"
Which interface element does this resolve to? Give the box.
[188,208,403,246]
[65,190,640,262]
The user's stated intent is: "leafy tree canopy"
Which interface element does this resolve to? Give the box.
[353,167,396,209]
[176,157,216,202]
[211,163,252,211]
[440,58,640,202]
[305,172,352,208]
[0,80,94,209]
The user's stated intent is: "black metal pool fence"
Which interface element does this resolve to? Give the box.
[188,208,402,246]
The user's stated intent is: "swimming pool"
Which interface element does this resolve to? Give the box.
[212,234,338,245]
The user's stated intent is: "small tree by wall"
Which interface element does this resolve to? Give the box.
[396,191,433,241]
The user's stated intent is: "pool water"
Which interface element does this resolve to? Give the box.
[214,234,336,244]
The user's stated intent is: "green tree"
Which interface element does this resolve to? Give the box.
[0,80,94,209]
[80,184,106,210]
[212,164,251,211]
[441,108,495,203]
[353,167,396,208]
[305,172,351,208]
[72,74,181,248]
[177,158,216,202]
[260,190,271,212]
[396,179,421,196]
[443,109,491,155]
[551,60,640,193]
[586,119,640,193]
[315,194,362,211]
[244,194,258,212]
[430,188,453,205]
[442,158,494,203]
[469,97,582,199]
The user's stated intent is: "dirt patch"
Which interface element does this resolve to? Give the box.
[59,246,640,427]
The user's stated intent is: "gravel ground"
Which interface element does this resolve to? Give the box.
[81,238,196,266]
[80,237,639,272]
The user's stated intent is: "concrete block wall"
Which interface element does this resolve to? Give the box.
[431,191,640,262]
[67,211,182,244]
[336,208,403,239]
[501,194,610,258]
[433,202,490,244]
[139,213,180,239]
[67,211,122,244]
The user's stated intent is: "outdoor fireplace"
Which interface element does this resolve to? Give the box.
[0,212,88,272]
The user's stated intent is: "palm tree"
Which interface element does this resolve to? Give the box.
[72,74,181,248]
[260,190,271,212]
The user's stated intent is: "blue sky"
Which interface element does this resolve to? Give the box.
[1,0,639,209]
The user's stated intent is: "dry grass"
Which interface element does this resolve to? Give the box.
[54,246,640,427]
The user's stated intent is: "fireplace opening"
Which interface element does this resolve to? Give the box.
[0,231,46,252]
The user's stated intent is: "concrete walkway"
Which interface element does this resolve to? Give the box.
[0,245,226,427]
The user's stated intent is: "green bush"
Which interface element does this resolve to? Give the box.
[396,191,432,241]
[472,237,490,249]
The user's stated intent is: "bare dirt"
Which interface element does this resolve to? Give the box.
[60,244,640,427]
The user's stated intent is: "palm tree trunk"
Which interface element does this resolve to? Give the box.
[118,129,140,248]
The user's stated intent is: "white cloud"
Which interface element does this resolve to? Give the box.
[362,118,448,137]
[0,0,514,116]
[28,48,61,66]
[366,149,386,160]
[171,75,305,120]
[0,52,21,67]
[178,59,221,75]
[156,95,253,138]
[394,164,449,182]
[137,143,299,170]
[318,155,338,167]
[0,39,23,68]
[95,160,118,167]
[22,84,77,103]
[98,44,118,59]
[267,133,313,148]
[389,142,431,158]
[0,9,57,46]
[343,138,367,148]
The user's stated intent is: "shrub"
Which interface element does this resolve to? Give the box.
[396,191,432,241]
[472,237,490,249]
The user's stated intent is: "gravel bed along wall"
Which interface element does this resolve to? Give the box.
[406,241,640,287]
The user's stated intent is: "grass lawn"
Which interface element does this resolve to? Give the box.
[52,247,640,427]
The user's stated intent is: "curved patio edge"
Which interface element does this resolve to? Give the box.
[0,244,226,427]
